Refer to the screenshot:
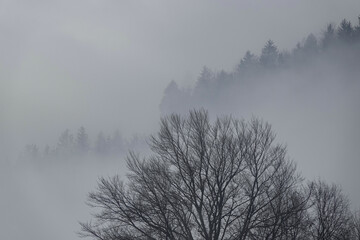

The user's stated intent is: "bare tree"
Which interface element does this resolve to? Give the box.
[308,180,352,240]
[351,210,360,240]
[80,110,307,240]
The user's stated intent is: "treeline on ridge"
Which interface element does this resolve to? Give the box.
[21,127,147,161]
[160,17,360,115]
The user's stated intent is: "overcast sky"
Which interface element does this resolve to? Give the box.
[1,2,360,239]
[1,0,360,158]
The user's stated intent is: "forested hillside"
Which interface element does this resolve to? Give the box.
[160,18,360,115]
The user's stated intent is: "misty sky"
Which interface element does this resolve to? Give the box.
[1,1,360,240]
[1,0,360,158]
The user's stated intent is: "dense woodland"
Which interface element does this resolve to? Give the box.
[160,17,360,115]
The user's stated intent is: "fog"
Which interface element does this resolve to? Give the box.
[1,1,360,240]
[161,27,360,200]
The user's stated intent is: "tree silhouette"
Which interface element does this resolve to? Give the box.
[236,51,259,76]
[160,80,189,115]
[56,129,74,157]
[354,16,360,41]
[76,126,90,154]
[259,40,279,68]
[81,110,307,240]
[308,180,352,240]
[352,210,360,240]
[194,66,215,95]
[303,34,318,54]
[338,19,354,42]
[321,23,336,49]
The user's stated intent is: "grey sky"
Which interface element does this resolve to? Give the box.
[1,0,360,157]
[1,1,360,240]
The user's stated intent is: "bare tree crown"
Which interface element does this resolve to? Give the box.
[81,110,355,240]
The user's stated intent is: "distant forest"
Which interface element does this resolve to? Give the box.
[22,17,360,161]
[160,17,360,115]
[21,127,147,161]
